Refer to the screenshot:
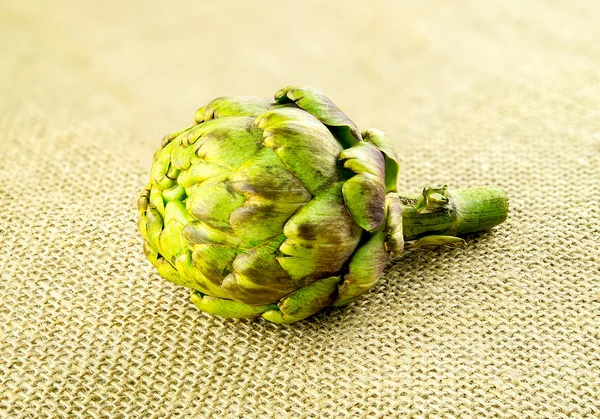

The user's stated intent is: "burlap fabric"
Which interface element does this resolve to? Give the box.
[2,1,599,417]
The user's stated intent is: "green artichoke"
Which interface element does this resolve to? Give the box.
[138,85,508,324]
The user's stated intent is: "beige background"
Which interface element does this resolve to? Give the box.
[2,1,600,417]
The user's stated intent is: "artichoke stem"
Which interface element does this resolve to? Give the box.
[396,186,509,241]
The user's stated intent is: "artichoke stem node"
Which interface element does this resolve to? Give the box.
[396,186,509,242]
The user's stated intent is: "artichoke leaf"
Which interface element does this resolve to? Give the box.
[182,220,241,248]
[192,116,264,169]
[149,184,165,216]
[384,193,404,254]
[142,240,158,264]
[137,186,151,216]
[151,141,177,189]
[161,126,193,148]
[159,219,187,263]
[186,179,246,230]
[164,200,193,226]
[262,275,340,324]
[144,242,186,286]
[341,174,385,232]
[138,215,149,241]
[191,290,277,319]
[144,207,164,255]
[230,146,312,203]
[229,200,304,247]
[195,96,273,124]
[231,235,291,284]
[177,157,231,189]
[161,184,186,202]
[277,242,354,285]
[222,235,298,304]
[191,243,237,288]
[363,129,400,193]
[151,140,173,184]
[255,107,342,194]
[339,141,386,232]
[154,258,185,285]
[338,141,385,177]
[222,272,298,305]
[169,138,196,171]
[405,235,465,249]
[333,231,388,306]
[174,251,231,298]
[159,201,193,261]
[279,182,362,283]
[274,85,362,147]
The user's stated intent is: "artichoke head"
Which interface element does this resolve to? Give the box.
[138,85,404,323]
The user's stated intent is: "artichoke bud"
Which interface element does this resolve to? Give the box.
[138,85,507,323]
[138,86,394,323]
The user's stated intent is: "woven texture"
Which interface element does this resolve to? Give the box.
[2,1,600,417]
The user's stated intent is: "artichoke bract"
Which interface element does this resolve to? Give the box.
[138,85,508,324]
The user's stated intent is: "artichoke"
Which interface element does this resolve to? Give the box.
[138,85,508,324]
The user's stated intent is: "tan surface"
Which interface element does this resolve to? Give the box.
[2,1,600,417]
